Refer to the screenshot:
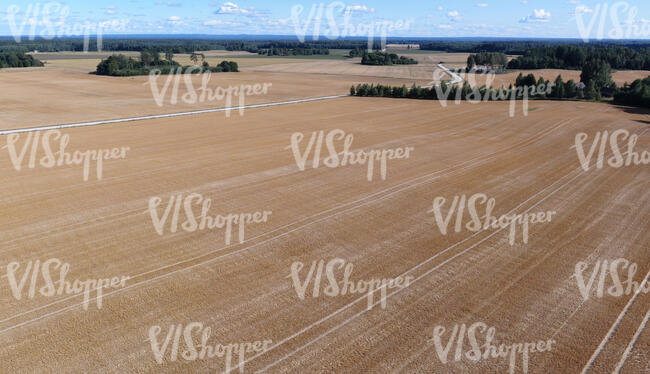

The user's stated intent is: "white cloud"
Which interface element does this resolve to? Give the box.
[477,3,488,7]
[447,11,462,22]
[439,24,453,29]
[345,5,375,14]
[520,9,551,23]
[575,5,593,14]
[437,6,444,11]
[216,2,250,14]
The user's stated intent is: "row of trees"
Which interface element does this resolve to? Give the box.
[350,70,612,102]
[0,52,43,68]
[467,52,508,71]
[350,76,554,101]
[95,53,238,76]
[361,52,417,65]
[507,45,650,70]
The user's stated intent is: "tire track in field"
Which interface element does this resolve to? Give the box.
[0,118,573,333]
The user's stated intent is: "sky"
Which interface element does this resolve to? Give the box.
[0,0,649,40]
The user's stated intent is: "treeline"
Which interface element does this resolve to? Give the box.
[350,69,621,105]
[419,40,650,55]
[507,45,650,70]
[613,77,650,107]
[5,37,650,56]
[95,52,238,76]
[467,52,507,70]
[0,52,44,68]
[361,52,417,65]
[420,40,575,54]
[224,40,382,53]
[256,47,329,56]
[0,38,229,53]
[350,69,607,101]
[350,77,553,101]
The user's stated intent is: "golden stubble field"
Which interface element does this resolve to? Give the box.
[0,68,429,130]
[0,65,648,374]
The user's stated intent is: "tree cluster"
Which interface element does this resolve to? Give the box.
[467,52,508,71]
[613,77,650,108]
[348,48,366,58]
[361,52,417,65]
[95,53,238,76]
[0,52,44,68]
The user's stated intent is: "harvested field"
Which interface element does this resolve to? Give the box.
[1,97,648,373]
[0,69,428,130]
[35,52,344,73]
[247,57,455,79]
[250,60,649,87]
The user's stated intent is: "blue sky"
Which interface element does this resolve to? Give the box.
[1,1,649,39]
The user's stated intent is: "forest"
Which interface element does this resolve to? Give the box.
[507,45,650,70]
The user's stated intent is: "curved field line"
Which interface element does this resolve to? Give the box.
[580,269,650,374]
[242,126,650,373]
[232,162,589,373]
[612,306,650,374]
